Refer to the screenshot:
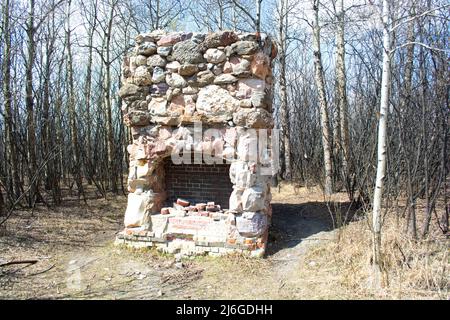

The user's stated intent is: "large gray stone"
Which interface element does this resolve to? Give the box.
[135,55,148,66]
[123,110,150,126]
[147,55,167,68]
[195,70,215,87]
[132,66,152,85]
[214,74,238,85]
[157,46,172,57]
[171,40,205,64]
[136,42,157,56]
[119,83,141,98]
[179,64,199,76]
[227,41,258,56]
[233,108,273,128]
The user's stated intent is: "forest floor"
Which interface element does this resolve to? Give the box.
[0,183,447,300]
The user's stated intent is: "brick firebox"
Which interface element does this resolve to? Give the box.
[164,156,233,209]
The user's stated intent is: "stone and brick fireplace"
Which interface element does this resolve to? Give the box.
[115,30,278,257]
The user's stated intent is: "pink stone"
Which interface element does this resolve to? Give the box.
[169,95,185,107]
[229,56,250,75]
[169,94,195,110]
[251,52,270,79]
[157,32,192,46]
[201,141,213,154]
[144,140,166,159]
[157,34,181,46]
[212,139,224,157]
[153,140,167,154]
[236,79,265,99]
[223,61,232,73]
[158,127,172,140]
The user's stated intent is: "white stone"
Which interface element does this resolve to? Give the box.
[166,61,181,72]
[242,186,266,212]
[229,188,243,212]
[196,85,239,123]
[204,48,226,63]
[124,192,151,227]
[148,97,167,116]
[166,73,187,88]
[237,131,258,161]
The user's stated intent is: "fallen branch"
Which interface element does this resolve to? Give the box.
[27,264,55,276]
[0,259,38,267]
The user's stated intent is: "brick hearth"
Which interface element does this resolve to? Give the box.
[164,156,233,209]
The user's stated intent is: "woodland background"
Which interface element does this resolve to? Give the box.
[0,0,448,257]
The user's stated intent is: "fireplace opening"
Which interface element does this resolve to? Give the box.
[164,155,233,209]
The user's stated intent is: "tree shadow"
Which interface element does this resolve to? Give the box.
[266,201,362,257]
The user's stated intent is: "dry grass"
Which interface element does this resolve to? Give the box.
[297,214,448,299]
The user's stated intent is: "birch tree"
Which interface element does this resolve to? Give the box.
[312,0,333,195]
[25,0,40,206]
[277,0,292,180]
[371,0,391,288]
[334,0,350,194]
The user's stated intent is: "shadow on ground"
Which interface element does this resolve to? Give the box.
[266,201,361,257]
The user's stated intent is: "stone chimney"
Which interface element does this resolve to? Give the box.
[115,30,278,257]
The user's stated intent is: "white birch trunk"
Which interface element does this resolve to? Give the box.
[312,0,333,195]
[335,0,350,182]
[278,0,292,180]
[371,0,391,289]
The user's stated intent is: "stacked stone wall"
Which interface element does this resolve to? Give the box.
[116,30,277,257]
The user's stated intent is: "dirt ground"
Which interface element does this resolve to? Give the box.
[0,184,444,300]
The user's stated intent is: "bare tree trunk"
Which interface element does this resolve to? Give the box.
[82,0,98,185]
[402,3,417,239]
[371,0,391,289]
[25,0,40,207]
[2,0,20,203]
[255,0,262,34]
[335,0,350,192]
[104,0,118,193]
[278,0,292,180]
[42,2,60,205]
[65,0,84,199]
[312,0,333,195]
